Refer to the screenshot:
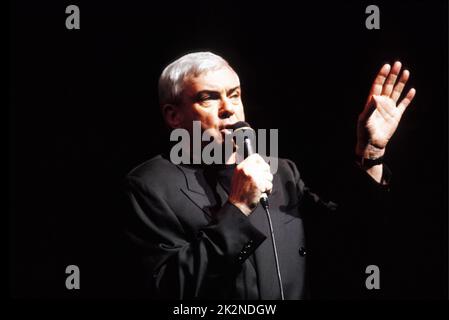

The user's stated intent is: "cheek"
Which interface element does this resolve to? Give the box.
[236,104,245,120]
[193,107,220,126]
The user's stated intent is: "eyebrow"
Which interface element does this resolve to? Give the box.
[227,86,241,95]
[195,86,241,98]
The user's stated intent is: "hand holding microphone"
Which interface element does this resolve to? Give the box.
[228,122,273,216]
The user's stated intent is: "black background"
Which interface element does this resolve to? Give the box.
[10,0,448,298]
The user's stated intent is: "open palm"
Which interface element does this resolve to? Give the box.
[357,61,416,156]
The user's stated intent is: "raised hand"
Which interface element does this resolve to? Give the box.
[356,61,416,160]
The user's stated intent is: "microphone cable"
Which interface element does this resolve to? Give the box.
[260,197,285,300]
[231,121,285,300]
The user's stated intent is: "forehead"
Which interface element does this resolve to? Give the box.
[183,67,240,93]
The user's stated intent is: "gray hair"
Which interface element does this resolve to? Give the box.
[158,52,233,106]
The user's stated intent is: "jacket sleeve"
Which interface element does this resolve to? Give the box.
[284,159,394,298]
[123,176,266,299]
[284,158,391,220]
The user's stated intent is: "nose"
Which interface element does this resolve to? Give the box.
[218,97,235,119]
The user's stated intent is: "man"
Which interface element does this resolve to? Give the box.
[124,52,415,299]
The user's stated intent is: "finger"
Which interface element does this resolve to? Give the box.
[256,172,272,186]
[255,178,270,193]
[257,157,271,172]
[262,172,273,182]
[390,69,410,103]
[397,88,416,112]
[381,61,402,97]
[248,153,261,163]
[264,181,273,194]
[366,63,391,106]
[246,154,266,171]
[252,154,269,167]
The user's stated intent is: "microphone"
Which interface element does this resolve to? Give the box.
[229,121,269,209]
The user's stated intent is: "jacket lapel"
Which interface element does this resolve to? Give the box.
[177,165,214,218]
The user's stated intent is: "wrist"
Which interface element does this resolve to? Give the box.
[356,155,385,169]
[228,199,253,216]
[354,144,386,184]
[355,143,385,160]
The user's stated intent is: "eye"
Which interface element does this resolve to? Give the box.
[230,91,240,99]
[197,92,220,103]
[199,94,211,101]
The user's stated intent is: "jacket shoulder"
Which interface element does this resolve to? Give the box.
[273,157,300,182]
[126,155,184,190]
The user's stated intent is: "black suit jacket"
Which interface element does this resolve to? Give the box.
[124,154,391,299]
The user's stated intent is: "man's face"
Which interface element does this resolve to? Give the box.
[176,66,245,144]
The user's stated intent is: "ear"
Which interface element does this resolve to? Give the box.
[162,104,184,129]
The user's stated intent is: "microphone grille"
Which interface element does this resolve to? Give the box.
[229,121,251,130]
